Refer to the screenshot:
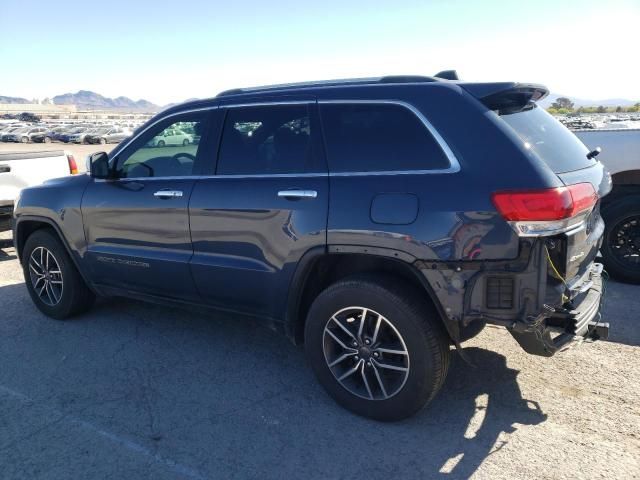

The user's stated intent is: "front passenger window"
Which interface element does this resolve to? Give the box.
[116,115,205,178]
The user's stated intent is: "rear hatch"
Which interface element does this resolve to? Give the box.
[498,105,610,286]
[463,83,611,293]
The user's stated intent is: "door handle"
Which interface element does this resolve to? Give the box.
[277,189,318,200]
[153,190,183,199]
[0,164,10,173]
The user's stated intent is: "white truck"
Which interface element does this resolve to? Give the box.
[0,150,78,231]
[575,129,640,283]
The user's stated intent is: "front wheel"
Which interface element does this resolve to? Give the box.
[182,139,189,146]
[22,229,95,319]
[99,137,107,145]
[21,136,29,143]
[305,276,450,421]
[601,196,640,283]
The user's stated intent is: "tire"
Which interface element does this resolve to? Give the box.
[44,136,51,143]
[601,196,640,283]
[99,137,107,145]
[157,140,165,147]
[182,139,189,146]
[22,229,95,319]
[305,275,450,421]
[21,136,29,143]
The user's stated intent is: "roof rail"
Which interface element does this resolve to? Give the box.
[216,74,443,97]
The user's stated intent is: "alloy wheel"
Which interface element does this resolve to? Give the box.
[610,216,640,266]
[28,247,64,306]
[323,306,410,400]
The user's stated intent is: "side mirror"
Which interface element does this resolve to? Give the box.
[87,151,111,179]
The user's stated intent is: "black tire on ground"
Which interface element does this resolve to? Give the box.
[99,137,107,145]
[21,136,29,143]
[601,196,640,284]
[304,275,451,421]
[157,140,165,147]
[44,136,51,143]
[182,139,189,146]
[22,229,95,319]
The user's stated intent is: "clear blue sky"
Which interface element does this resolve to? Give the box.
[1,0,638,105]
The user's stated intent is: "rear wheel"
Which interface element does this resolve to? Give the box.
[305,275,450,421]
[601,196,640,283]
[21,136,29,143]
[157,140,165,147]
[22,229,95,319]
[44,136,51,143]
[99,137,107,145]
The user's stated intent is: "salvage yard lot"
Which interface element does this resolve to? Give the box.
[0,230,638,479]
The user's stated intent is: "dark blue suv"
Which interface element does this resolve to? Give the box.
[13,73,610,420]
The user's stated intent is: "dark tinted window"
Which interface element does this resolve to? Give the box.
[320,103,450,172]
[217,104,315,175]
[498,105,593,173]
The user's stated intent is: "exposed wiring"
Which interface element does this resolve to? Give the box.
[544,245,569,303]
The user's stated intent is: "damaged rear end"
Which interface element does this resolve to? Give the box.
[424,83,611,357]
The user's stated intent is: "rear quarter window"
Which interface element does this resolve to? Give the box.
[498,106,594,173]
[319,103,451,173]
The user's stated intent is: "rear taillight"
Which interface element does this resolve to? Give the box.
[492,183,597,236]
[67,154,78,175]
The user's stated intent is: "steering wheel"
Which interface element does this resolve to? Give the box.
[172,152,196,163]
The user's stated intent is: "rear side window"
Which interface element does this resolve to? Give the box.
[319,103,450,173]
[498,105,593,173]
[217,104,316,175]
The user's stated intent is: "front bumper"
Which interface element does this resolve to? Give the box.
[509,263,608,356]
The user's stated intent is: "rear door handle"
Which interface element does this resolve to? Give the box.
[277,189,318,200]
[0,164,10,173]
[153,190,183,199]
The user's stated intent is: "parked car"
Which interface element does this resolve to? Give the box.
[59,127,88,143]
[0,150,79,231]
[146,127,193,147]
[13,73,609,421]
[574,128,640,283]
[86,127,132,145]
[0,125,27,141]
[3,126,48,143]
[69,128,104,144]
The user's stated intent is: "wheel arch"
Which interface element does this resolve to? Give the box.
[14,216,93,289]
[284,249,451,345]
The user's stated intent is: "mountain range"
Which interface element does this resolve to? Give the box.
[0,91,159,111]
[52,90,159,111]
[538,93,638,108]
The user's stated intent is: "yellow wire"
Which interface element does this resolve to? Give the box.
[544,245,569,303]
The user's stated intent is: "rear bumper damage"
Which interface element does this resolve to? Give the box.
[417,238,608,357]
[509,263,608,356]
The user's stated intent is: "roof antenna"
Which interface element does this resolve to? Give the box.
[434,70,459,80]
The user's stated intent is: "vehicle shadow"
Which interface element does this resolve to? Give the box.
[0,282,548,479]
[0,238,16,262]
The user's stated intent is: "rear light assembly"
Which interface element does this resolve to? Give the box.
[492,183,598,236]
[67,154,78,175]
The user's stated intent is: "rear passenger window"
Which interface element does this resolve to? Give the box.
[217,105,316,175]
[320,103,450,172]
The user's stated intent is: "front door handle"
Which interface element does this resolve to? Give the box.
[277,189,318,200]
[154,190,183,199]
[0,164,10,173]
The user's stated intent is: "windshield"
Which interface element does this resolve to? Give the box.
[498,105,594,173]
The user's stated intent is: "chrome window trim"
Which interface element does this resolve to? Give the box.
[100,99,460,182]
[318,99,461,174]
